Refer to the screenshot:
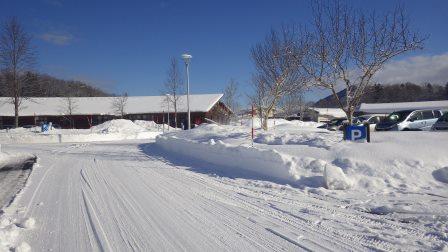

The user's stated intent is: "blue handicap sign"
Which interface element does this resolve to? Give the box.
[346,125,367,141]
[41,123,49,132]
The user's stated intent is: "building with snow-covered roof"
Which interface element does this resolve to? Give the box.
[358,100,448,114]
[0,94,232,129]
[303,107,346,122]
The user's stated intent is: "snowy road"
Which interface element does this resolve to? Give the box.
[4,141,445,251]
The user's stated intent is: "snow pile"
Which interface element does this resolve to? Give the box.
[0,215,34,252]
[90,119,146,134]
[133,120,158,129]
[133,120,176,131]
[324,164,351,190]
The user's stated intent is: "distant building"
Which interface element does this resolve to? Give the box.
[0,94,232,129]
[303,108,346,122]
[358,100,448,114]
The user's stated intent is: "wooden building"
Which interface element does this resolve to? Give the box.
[0,94,232,129]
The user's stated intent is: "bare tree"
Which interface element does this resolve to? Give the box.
[251,25,310,130]
[277,90,304,118]
[222,78,240,118]
[0,17,36,127]
[249,75,268,128]
[111,92,128,118]
[61,96,78,128]
[163,57,183,127]
[304,1,425,124]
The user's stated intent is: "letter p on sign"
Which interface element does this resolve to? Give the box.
[346,126,367,141]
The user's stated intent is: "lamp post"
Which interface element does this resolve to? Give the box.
[181,53,192,130]
[165,93,170,131]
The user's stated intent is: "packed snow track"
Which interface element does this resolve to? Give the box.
[4,140,446,251]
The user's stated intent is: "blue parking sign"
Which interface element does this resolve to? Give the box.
[346,125,367,141]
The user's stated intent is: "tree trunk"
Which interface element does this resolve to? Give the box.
[174,101,178,128]
[346,108,354,125]
[14,98,19,128]
[262,113,269,130]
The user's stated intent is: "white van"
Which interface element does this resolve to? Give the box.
[375,109,443,131]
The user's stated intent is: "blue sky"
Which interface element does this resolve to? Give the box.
[2,0,448,103]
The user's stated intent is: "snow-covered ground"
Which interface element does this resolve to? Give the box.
[0,119,447,251]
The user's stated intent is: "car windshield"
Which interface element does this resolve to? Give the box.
[357,116,370,122]
[328,119,344,126]
[438,112,448,122]
[385,111,412,123]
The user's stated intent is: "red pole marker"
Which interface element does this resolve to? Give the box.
[251,104,254,147]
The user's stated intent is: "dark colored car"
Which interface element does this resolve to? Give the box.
[51,124,62,129]
[1,125,15,130]
[286,116,301,121]
[22,125,36,129]
[318,118,346,131]
[432,112,448,131]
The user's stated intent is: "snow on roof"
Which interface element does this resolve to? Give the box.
[358,100,448,114]
[0,94,223,116]
[310,108,346,118]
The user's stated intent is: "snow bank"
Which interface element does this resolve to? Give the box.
[156,135,303,183]
[0,153,35,252]
[134,120,176,131]
[0,152,36,172]
[156,123,448,195]
[156,131,343,188]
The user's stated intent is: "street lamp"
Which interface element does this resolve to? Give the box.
[165,93,170,131]
[181,53,192,130]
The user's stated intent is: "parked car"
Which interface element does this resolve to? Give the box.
[354,114,386,130]
[51,124,62,129]
[318,117,346,131]
[285,115,301,121]
[1,125,15,130]
[431,112,448,131]
[375,109,443,131]
[22,125,36,129]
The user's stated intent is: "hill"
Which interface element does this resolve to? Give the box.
[314,83,448,107]
[0,72,111,97]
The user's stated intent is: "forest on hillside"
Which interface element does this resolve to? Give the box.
[314,83,448,108]
[0,72,111,98]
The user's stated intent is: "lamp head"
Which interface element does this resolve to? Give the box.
[181,54,192,64]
